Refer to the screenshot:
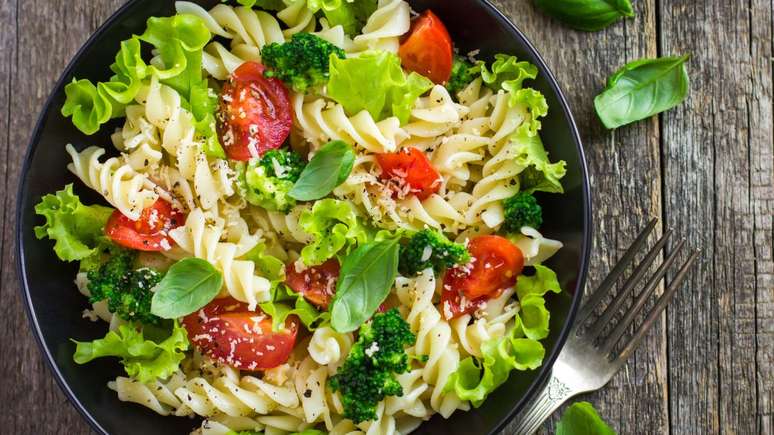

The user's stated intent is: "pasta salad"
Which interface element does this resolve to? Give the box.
[34,1,568,434]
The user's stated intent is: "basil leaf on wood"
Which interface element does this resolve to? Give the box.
[151,258,223,319]
[289,140,355,201]
[330,238,400,333]
[594,54,690,129]
[533,0,634,32]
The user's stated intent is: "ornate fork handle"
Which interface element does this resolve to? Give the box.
[512,372,575,435]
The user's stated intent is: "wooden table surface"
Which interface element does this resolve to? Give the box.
[0,1,771,434]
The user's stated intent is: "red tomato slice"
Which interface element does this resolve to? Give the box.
[104,199,184,252]
[375,147,442,200]
[182,297,298,370]
[285,258,340,310]
[398,10,454,84]
[441,235,525,319]
[216,61,292,161]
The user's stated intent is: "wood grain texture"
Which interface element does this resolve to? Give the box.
[0,1,770,435]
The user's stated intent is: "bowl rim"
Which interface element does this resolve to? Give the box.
[14,1,592,434]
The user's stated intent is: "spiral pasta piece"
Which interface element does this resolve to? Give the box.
[294,94,407,154]
[108,372,193,416]
[66,144,160,220]
[168,208,271,308]
[308,326,354,374]
[395,270,469,418]
[352,0,411,54]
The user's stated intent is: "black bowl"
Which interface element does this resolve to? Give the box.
[16,1,592,434]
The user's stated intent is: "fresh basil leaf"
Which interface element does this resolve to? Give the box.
[330,238,400,332]
[594,54,690,129]
[289,140,355,201]
[556,401,617,435]
[151,258,223,319]
[533,0,634,32]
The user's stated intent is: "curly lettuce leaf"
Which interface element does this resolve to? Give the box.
[241,243,286,284]
[445,265,563,406]
[516,264,563,300]
[34,184,114,263]
[557,402,617,435]
[299,198,368,266]
[308,0,378,36]
[478,54,539,94]
[510,129,567,194]
[259,284,330,331]
[231,0,287,10]
[72,321,189,383]
[327,51,433,124]
[62,15,224,157]
[446,331,545,407]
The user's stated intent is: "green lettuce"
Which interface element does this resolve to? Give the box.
[34,184,114,263]
[327,51,433,124]
[259,284,330,331]
[445,265,563,406]
[478,54,539,94]
[446,328,545,407]
[516,264,563,300]
[241,243,286,285]
[232,0,287,10]
[61,14,223,157]
[556,402,617,435]
[298,198,368,266]
[511,129,567,194]
[73,321,189,383]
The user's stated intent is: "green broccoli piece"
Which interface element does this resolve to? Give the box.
[87,251,164,325]
[237,150,306,212]
[262,33,346,93]
[328,309,415,423]
[258,149,305,182]
[446,55,479,96]
[502,191,543,233]
[398,229,471,276]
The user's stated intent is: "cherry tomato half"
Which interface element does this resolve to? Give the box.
[398,10,454,84]
[441,235,525,319]
[285,258,340,310]
[105,199,184,251]
[375,147,442,200]
[216,61,292,161]
[182,297,298,370]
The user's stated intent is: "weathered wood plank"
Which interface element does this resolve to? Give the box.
[491,1,669,434]
[1,1,771,435]
[659,0,774,434]
[0,1,123,434]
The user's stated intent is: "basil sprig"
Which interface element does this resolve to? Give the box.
[533,0,634,32]
[330,238,400,333]
[151,258,223,319]
[289,140,355,201]
[594,54,690,129]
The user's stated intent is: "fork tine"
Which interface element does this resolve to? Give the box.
[598,239,687,355]
[576,218,658,325]
[615,250,700,362]
[584,228,673,341]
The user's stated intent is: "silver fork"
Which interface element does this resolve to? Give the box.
[511,219,700,435]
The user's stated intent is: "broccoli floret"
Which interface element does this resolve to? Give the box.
[262,33,346,93]
[502,191,543,233]
[238,150,306,212]
[398,229,471,276]
[446,55,479,97]
[328,309,415,423]
[258,149,305,182]
[87,251,164,325]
